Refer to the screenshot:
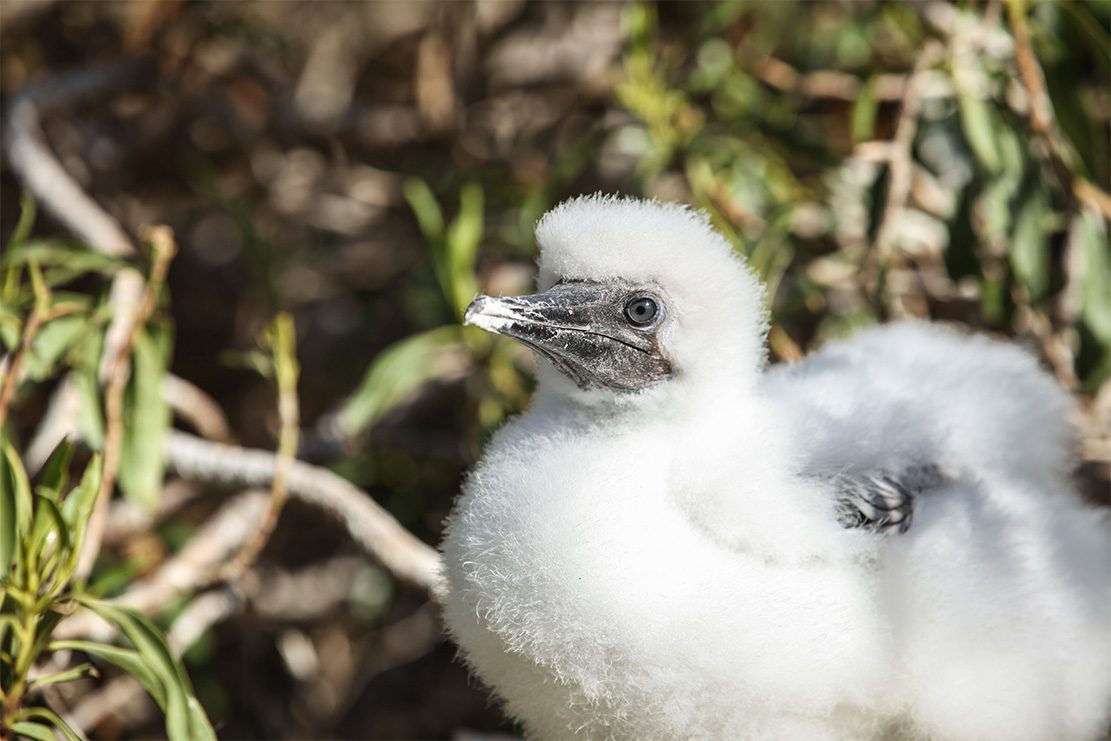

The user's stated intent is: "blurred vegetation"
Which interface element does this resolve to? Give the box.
[0,1,1108,738]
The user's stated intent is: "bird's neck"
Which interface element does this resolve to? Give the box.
[531,380,846,562]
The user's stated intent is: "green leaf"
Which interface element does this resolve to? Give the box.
[403,178,445,245]
[49,639,166,708]
[35,441,74,502]
[338,325,469,436]
[9,721,59,741]
[24,316,87,382]
[27,661,99,689]
[1077,210,1111,344]
[60,454,103,543]
[959,93,1002,174]
[28,496,69,588]
[58,454,102,582]
[2,239,126,283]
[29,607,66,661]
[8,192,37,250]
[73,598,215,740]
[118,324,171,509]
[851,76,880,144]
[1,438,33,572]
[444,182,484,319]
[73,366,105,453]
[15,707,81,741]
[1009,185,1051,299]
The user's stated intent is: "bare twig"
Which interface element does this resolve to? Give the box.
[1006,0,1111,220]
[75,227,177,579]
[218,314,300,583]
[164,430,444,598]
[860,39,946,311]
[4,61,154,477]
[0,271,48,429]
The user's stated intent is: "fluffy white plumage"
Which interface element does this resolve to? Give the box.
[441,195,1111,740]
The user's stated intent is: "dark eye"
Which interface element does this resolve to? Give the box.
[624,296,659,327]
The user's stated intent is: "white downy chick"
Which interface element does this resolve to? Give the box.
[440,195,1111,740]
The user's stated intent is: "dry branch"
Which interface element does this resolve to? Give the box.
[164,430,444,598]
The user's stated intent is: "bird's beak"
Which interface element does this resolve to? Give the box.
[464,280,672,391]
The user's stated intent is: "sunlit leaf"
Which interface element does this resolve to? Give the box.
[49,639,166,708]
[23,316,86,382]
[9,721,58,741]
[444,182,484,319]
[851,76,879,144]
[27,661,99,689]
[28,497,69,587]
[339,325,469,436]
[118,324,172,508]
[958,93,1002,174]
[403,178,445,245]
[8,192,37,251]
[59,454,102,581]
[1,438,33,569]
[73,597,215,740]
[15,707,81,741]
[35,441,74,503]
[1009,184,1050,299]
[1077,210,1111,343]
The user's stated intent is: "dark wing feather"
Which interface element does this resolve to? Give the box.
[815,464,950,535]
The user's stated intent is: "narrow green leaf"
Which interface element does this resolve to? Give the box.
[0,440,23,573]
[35,441,74,503]
[402,178,446,245]
[9,192,37,250]
[9,721,58,741]
[1077,210,1111,343]
[958,93,1002,174]
[851,76,879,144]
[59,454,103,572]
[1,438,33,542]
[1009,185,1050,298]
[28,497,69,587]
[29,607,66,661]
[15,707,81,741]
[118,325,171,508]
[444,182,484,318]
[73,597,213,741]
[49,639,166,708]
[73,367,105,452]
[27,661,99,689]
[338,325,468,436]
[187,695,218,741]
[25,316,87,382]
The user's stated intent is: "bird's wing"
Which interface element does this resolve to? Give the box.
[810,464,950,535]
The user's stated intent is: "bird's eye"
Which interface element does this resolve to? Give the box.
[624,296,659,327]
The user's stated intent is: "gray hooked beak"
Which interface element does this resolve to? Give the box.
[464,280,672,392]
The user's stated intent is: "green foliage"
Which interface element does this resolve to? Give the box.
[0,198,214,740]
[340,181,531,441]
[609,1,1109,388]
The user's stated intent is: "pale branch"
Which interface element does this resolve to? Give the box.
[860,38,946,314]
[75,228,177,579]
[160,374,235,444]
[218,315,300,583]
[164,430,445,598]
[3,59,149,259]
[4,60,153,478]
